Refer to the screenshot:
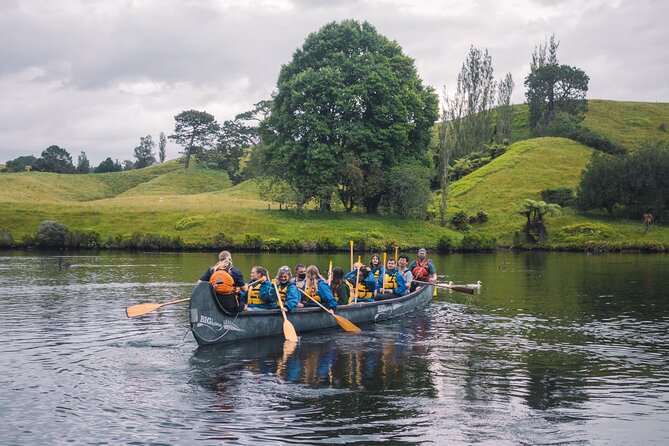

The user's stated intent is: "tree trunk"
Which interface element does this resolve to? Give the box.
[364,195,382,214]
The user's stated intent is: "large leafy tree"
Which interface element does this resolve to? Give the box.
[5,155,38,172]
[94,157,123,173]
[169,110,220,169]
[134,135,157,169]
[262,20,439,213]
[37,145,75,173]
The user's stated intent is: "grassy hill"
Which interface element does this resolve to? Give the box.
[1,99,668,252]
[510,100,669,151]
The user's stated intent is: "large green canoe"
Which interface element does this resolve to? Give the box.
[189,282,434,346]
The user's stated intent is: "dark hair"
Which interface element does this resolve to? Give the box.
[330,266,345,294]
[370,254,380,267]
[398,254,409,261]
[294,263,306,271]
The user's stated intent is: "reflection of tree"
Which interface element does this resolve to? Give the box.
[524,350,589,412]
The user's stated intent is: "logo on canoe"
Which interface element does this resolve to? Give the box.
[374,303,402,320]
[198,315,244,332]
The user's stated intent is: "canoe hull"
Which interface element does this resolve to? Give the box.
[189,282,434,345]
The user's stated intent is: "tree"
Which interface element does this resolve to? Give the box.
[261,20,439,213]
[495,72,515,143]
[133,135,157,169]
[94,157,123,173]
[76,151,90,174]
[525,64,589,133]
[169,110,220,169]
[577,154,623,215]
[439,46,498,224]
[37,145,75,173]
[518,199,561,242]
[5,155,38,172]
[158,132,167,163]
[382,162,432,218]
[122,160,135,171]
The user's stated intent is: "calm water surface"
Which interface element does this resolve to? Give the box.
[0,251,668,445]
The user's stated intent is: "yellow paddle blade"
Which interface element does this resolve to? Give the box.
[126,303,162,318]
[283,319,299,342]
[334,314,361,332]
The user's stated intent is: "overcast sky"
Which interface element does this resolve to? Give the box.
[1,0,667,165]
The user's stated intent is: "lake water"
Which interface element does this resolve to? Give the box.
[1,250,668,445]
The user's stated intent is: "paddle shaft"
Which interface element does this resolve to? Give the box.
[297,288,361,332]
[297,287,332,313]
[272,281,289,322]
[413,279,475,294]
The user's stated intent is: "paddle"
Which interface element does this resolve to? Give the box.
[272,281,299,342]
[354,256,361,303]
[297,288,361,332]
[126,298,190,318]
[379,252,387,294]
[327,260,333,285]
[413,279,475,295]
[350,240,354,271]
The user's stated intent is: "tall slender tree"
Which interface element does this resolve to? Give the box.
[133,135,157,169]
[158,132,167,163]
[496,72,515,143]
[76,151,90,174]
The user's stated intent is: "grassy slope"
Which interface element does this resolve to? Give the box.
[450,137,669,247]
[511,100,669,151]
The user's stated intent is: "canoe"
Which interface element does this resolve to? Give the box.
[189,281,434,346]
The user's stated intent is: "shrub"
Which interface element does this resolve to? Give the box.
[175,215,205,230]
[556,223,614,242]
[460,233,496,251]
[212,232,234,249]
[475,211,489,223]
[660,122,667,132]
[66,230,101,249]
[0,230,14,248]
[127,232,183,250]
[437,234,454,253]
[37,220,68,248]
[283,239,302,251]
[541,187,575,206]
[450,211,470,231]
[346,232,367,251]
[261,238,283,251]
[315,237,336,251]
[241,234,263,250]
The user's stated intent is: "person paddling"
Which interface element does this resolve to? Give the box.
[269,265,302,312]
[198,250,248,314]
[408,248,436,292]
[302,265,338,310]
[330,267,354,306]
[376,258,407,300]
[242,266,275,311]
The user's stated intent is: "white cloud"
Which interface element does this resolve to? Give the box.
[0,0,666,164]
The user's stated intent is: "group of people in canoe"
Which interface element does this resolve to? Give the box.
[198,249,438,315]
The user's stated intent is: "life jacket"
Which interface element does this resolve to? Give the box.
[273,280,289,303]
[371,266,382,281]
[351,280,374,302]
[411,259,430,281]
[383,270,398,290]
[246,281,264,305]
[303,285,321,304]
[209,269,237,295]
[333,281,354,302]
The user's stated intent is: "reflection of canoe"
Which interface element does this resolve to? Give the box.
[189,282,434,346]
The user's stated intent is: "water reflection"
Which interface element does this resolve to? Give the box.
[190,315,436,443]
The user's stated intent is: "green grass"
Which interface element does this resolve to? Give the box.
[449,137,669,248]
[511,100,669,151]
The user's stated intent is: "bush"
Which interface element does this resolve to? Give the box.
[212,232,234,249]
[450,211,470,231]
[37,220,68,248]
[437,234,454,252]
[66,230,101,249]
[175,215,205,230]
[0,230,14,248]
[127,232,183,250]
[541,187,575,206]
[261,238,283,251]
[659,122,667,132]
[460,233,496,251]
[556,223,614,242]
[315,237,336,251]
[475,211,489,223]
[241,234,263,250]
